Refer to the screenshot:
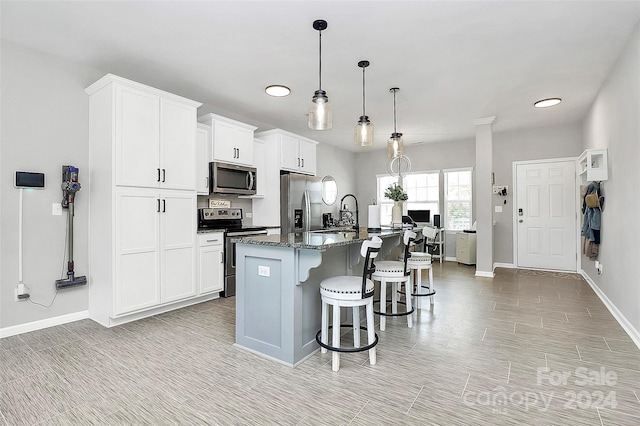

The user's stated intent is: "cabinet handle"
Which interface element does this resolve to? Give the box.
[157,168,161,182]
[162,199,166,213]
[205,177,209,188]
[206,239,219,243]
[237,148,240,159]
[220,252,223,263]
[301,158,304,168]
[157,199,161,212]
[297,157,300,167]
[162,169,166,183]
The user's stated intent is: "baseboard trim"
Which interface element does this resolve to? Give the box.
[475,270,495,278]
[0,310,89,339]
[580,270,640,350]
[494,262,516,269]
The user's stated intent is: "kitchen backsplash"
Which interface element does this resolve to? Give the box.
[197,196,254,226]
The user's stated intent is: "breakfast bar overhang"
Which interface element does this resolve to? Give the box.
[233,228,405,366]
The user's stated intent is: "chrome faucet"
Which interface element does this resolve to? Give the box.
[340,194,359,230]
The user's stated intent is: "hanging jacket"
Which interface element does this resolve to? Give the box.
[581,182,601,244]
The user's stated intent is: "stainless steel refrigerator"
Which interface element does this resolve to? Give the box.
[281,173,323,233]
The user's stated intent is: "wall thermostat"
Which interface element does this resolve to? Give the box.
[14,171,45,189]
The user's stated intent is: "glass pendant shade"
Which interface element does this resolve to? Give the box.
[354,116,374,146]
[387,133,404,158]
[309,20,331,130]
[308,89,332,130]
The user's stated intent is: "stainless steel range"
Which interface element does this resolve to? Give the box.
[198,208,267,297]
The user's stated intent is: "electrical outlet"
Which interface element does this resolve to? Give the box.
[52,203,63,216]
[245,212,253,218]
[258,265,270,277]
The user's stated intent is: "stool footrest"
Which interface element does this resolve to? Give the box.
[315,326,379,353]
[373,300,415,317]
[412,287,436,297]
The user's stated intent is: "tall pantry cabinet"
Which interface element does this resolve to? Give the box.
[86,75,203,326]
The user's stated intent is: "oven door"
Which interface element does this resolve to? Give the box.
[223,229,268,297]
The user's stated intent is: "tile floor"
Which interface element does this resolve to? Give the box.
[2,262,640,425]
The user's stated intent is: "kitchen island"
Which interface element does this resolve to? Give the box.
[233,227,406,366]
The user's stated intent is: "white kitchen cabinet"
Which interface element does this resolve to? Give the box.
[96,77,198,191]
[456,232,477,265]
[198,113,257,166]
[197,233,224,294]
[86,74,206,327]
[578,148,608,183]
[115,189,197,315]
[256,129,317,176]
[196,124,211,195]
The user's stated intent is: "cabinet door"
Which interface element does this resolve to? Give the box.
[160,98,197,191]
[252,139,265,197]
[234,127,254,166]
[196,125,210,195]
[115,190,161,315]
[212,121,237,163]
[199,245,224,294]
[298,139,317,175]
[116,86,160,188]
[280,134,300,172]
[161,191,197,303]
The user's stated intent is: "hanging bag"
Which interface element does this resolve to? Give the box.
[585,193,600,208]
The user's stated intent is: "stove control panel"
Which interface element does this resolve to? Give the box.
[200,207,242,221]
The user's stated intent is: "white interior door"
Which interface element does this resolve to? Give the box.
[516,160,577,271]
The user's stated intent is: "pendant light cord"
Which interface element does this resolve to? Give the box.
[318,31,322,91]
[362,66,366,116]
[393,89,397,134]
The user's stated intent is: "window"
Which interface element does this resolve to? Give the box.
[444,168,473,231]
[404,172,439,220]
[376,172,439,225]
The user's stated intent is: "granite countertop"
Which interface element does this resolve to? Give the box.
[232,227,407,250]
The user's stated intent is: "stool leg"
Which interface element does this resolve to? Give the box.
[321,299,328,354]
[379,280,387,331]
[391,281,398,315]
[366,299,376,365]
[353,306,360,348]
[429,266,435,306]
[415,267,423,310]
[405,279,413,328]
[332,301,341,371]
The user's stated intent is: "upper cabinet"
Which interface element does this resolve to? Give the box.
[198,113,257,166]
[578,148,608,183]
[256,129,318,176]
[85,75,200,191]
[196,123,211,195]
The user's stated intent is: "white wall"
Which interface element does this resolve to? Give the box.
[582,21,640,339]
[492,124,583,264]
[1,41,103,330]
[316,143,357,219]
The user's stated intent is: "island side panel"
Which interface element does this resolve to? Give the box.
[236,243,297,364]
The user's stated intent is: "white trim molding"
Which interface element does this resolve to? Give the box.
[0,310,89,339]
[581,270,640,350]
[475,270,495,278]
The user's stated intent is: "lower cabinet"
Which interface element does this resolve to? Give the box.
[456,232,477,265]
[197,233,224,294]
[115,188,197,315]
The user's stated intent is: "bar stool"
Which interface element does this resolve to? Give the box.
[408,226,438,308]
[316,237,382,372]
[372,230,416,331]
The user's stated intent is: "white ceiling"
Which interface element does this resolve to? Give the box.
[2,1,639,152]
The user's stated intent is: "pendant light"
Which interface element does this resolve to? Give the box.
[354,60,373,146]
[388,87,404,158]
[308,19,332,130]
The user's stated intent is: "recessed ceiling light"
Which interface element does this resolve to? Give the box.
[265,85,291,97]
[534,98,562,108]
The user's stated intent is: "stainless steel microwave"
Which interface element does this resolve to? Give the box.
[209,162,257,195]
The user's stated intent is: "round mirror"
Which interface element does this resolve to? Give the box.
[321,176,338,205]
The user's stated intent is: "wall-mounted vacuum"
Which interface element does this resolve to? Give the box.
[55,165,87,289]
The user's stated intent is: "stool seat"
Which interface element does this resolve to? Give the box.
[321,276,374,301]
[408,252,432,263]
[372,260,406,275]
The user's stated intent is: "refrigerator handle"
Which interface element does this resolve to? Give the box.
[303,189,310,231]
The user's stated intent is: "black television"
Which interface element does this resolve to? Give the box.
[407,209,430,224]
